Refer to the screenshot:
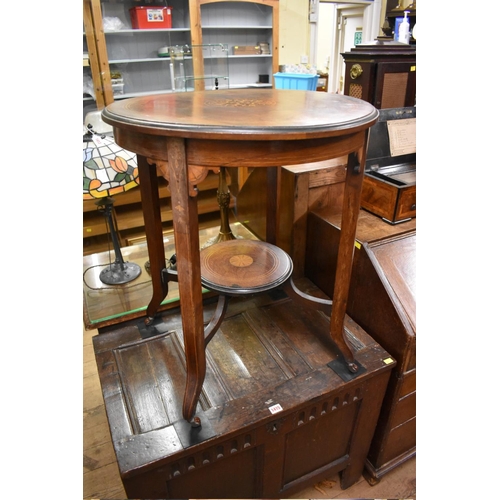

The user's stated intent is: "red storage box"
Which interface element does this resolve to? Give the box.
[129,6,172,29]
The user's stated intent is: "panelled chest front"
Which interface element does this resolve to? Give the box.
[93,292,394,498]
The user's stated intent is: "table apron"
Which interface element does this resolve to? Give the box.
[113,128,366,168]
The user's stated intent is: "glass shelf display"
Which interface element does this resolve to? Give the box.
[169,44,230,92]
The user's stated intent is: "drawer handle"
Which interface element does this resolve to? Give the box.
[410,204,416,210]
[350,64,363,79]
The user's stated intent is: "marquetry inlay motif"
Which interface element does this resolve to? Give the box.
[205,97,277,107]
[229,254,253,267]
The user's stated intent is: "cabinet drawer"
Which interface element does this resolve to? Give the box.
[361,175,398,221]
[396,185,416,221]
[392,391,416,428]
[381,416,416,466]
[361,171,416,224]
[399,369,416,398]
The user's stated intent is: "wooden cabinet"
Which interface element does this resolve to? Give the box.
[305,208,416,484]
[350,0,417,102]
[341,41,416,109]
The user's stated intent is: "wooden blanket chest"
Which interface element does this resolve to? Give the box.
[93,290,395,498]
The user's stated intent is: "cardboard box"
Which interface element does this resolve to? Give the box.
[233,45,261,55]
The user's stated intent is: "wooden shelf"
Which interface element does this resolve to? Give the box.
[83,171,219,213]
[84,189,228,238]
[83,170,228,255]
[83,212,224,256]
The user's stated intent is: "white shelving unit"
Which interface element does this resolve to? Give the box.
[83,0,279,114]
[200,1,274,88]
[99,0,191,99]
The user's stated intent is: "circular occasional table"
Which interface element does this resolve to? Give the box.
[103,89,378,424]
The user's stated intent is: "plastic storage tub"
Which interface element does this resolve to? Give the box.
[129,6,172,29]
[273,73,319,90]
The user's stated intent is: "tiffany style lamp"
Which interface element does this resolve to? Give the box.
[83,125,142,285]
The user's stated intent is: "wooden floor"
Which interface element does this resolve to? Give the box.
[83,323,416,499]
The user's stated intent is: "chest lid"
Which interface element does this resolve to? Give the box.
[366,107,416,172]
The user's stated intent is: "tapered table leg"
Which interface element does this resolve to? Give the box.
[137,154,169,322]
[166,137,206,423]
[329,144,368,372]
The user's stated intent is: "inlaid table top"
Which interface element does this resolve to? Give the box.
[102,89,378,140]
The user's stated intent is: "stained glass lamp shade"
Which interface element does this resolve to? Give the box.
[83,126,142,285]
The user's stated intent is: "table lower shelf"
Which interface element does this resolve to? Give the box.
[83,222,257,330]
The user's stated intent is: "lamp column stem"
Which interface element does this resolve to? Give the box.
[100,198,125,266]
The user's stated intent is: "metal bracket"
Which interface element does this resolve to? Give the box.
[173,412,217,449]
[161,259,178,285]
[137,316,171,339]
[327,358,367,382]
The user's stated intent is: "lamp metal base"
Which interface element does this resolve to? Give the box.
[99,262,142,285]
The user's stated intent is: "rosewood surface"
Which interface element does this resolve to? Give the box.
[102,89,378,423]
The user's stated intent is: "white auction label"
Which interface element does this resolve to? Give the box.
[268,403,283,414]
